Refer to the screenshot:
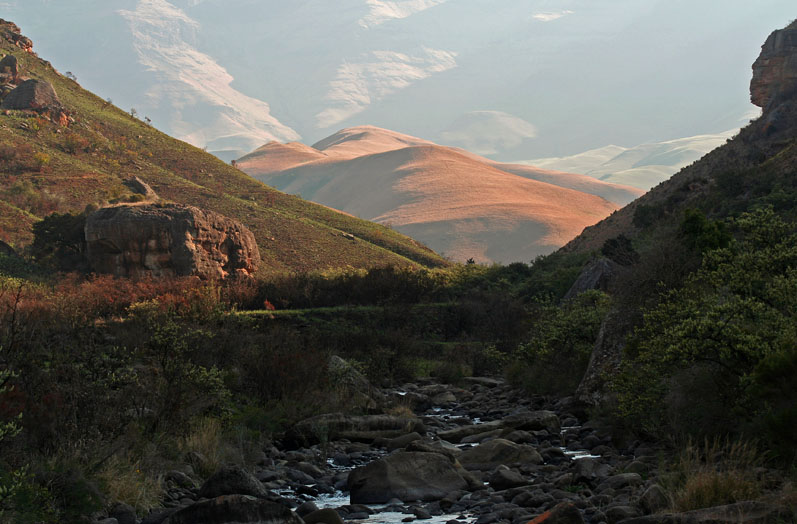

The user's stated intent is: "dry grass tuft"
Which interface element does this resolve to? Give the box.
[665,438,766,512]
[178,417,223,478]
[96,455,163,515]
[385,405,415,419]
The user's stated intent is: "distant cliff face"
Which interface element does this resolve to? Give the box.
[751,20,797,108]
[85,204,260,279]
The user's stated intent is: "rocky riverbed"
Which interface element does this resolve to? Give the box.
[98,377,789,524]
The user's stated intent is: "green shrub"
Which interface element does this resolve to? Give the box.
[511,290,610,395]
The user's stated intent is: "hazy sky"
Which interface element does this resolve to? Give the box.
[4,1,794,160]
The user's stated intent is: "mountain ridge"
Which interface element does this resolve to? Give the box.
[238,126,642,263]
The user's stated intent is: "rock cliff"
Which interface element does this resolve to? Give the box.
[751,19,797,108]
[85,203,260,279]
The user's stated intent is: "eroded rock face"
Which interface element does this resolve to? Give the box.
[85,203,260,279]
[751,20,797,108]
[1,79,60,111]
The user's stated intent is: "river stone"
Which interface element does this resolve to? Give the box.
[458,439,543,470]
[461,429,503,444]
[436,421,503,443]
[166,495,304,524]
[387,432,423,451]
[604,505,640,522]
[638,484,669,514]
[528,501,584,524]
[303,508,345,524]
[572,457,612,485]
[502,410,561,433]
[488,466,527,490]
[286,413,425,447]
[109,502,136,524]
[348,451,469,503]
[596,473,643,492]
[198,466,271,499]
[141,508,177,524]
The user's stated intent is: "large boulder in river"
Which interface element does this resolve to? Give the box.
[458,438,543,470]
[348,451,469,503]
[167,495,304,524]
[285,413,425,448]
[85,203,260,279]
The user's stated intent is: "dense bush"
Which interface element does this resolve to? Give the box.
[509,290,610,395]
[614,207,797,460]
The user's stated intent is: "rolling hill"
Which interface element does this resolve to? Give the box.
[237,126,643,263]
[524,130,739,190]
[0,20,447,274]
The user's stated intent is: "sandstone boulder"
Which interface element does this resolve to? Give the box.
[85,203,260,279]
[751,20,797,108]
[1,79,60,111]
[285,413,425,448]
[347,451,469,503]
[123,176,159,201]
[167,495,304,524]
[0,54,19,84]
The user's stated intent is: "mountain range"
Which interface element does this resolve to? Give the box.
[4,0,789,164]
[237,126,642,263]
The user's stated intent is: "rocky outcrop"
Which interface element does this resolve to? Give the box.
[562,258,619,301]
[84,203,260,279]
[0,20,33,53]
[347,451,470,503]
[751,20,797,108]
[1,79,60,111]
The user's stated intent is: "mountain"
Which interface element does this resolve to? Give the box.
[0,20,446,273]
[237,126,642,263]
[5,1,790,161]
[523,130,740,190]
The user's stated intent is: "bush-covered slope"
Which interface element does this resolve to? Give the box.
[0,20,446,274]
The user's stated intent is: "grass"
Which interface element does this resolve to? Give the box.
[178,417,224,479]
[0,28,448,274]
[663,438,766,512]
[96,455,164,516]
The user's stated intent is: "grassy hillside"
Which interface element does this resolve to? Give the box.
[0,22,447,274]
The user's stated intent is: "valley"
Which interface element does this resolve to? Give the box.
[0,13,796,524]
